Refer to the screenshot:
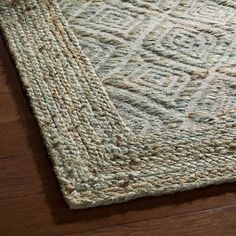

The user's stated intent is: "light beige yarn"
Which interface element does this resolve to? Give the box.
[0,0,235,209]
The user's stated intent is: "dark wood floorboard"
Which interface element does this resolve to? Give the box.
[0,36,236,236]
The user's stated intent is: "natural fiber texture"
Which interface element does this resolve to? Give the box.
[60,0,236,136]
[0,0,235,209]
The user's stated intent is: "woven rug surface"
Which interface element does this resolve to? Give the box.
[0,0,235,209]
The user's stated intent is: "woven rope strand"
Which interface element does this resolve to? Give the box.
[0,0,235,209]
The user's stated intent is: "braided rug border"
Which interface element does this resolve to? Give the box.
[0,0,235,209]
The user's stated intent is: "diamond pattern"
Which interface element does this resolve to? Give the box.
[59,0,236,135]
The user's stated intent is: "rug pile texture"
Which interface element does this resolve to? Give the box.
[0,0,235,209]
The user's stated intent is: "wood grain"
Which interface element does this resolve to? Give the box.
[69,205,236,236]
[0,35,236,236]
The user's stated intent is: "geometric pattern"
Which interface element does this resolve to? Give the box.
[59,0,236,136]
[1,0,236,209]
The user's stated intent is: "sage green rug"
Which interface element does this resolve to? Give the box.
[0,0,235,209]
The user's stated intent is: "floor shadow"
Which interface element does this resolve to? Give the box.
[1,33,236,226]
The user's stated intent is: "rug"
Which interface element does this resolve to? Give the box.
[0,0,235,209]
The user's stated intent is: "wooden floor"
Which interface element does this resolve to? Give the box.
[0,35,236,236]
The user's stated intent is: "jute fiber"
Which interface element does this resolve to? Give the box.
[0,0,235,209]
